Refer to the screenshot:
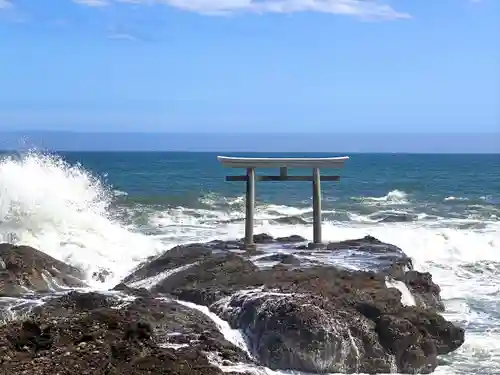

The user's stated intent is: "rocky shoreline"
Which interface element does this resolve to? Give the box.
[0,235,464,374]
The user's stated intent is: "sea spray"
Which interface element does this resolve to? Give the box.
[0,151,162,288]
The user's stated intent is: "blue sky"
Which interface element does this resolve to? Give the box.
[0,0,499,136]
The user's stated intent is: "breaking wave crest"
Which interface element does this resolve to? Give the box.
[0,151,162,288]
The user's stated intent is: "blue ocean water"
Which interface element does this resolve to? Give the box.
[1,150,499,374]
[62,151,499,220]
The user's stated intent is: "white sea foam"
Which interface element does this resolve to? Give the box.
[175,299,252,357]
[128,262,198,290]
[444,196,469,202]
[385,278,416,306]
[351,189,410,205]
[0,152,163,288]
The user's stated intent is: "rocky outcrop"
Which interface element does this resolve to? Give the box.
[401,270,444,311]
[0,235,465,374]
[0,243,86,297]
[151,256,462,373]
[325,235,414,273]
[123,234,464,374]
[212,290,396,373]
[0,291,249,375]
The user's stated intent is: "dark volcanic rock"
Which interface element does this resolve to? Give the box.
[0,291,249,375]
[91,268,113,283]
[214,233,306,250]
[123,234,464,374]
[154,253,259,306]
[122,243,213,287]
[326,235,414,272]
[256,253,302,266]
[251,233,274,244]
[273,216,309,225]
[375,307,464,373]
[402,270,445,311]
[242,233,307,245]
[0,243,86,297]
[213,290,394,374]
[112,283,153,298]
[1,235,457,374]
[154,253,404,314]
[276,234,307,243]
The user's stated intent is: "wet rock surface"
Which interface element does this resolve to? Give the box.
[212,290,396,374]
[0,291,250,375]
[401,270,445,311]
[125,234,464,374]
[255,253,302,266]
[0,235,464,374]
[0,243,87,297]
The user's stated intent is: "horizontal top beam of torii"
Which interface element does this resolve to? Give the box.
[216,156,349,169]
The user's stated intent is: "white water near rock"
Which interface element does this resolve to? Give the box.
[175,298,252,357]
[128,262,199,290]
[158,342,190,350]
[1,152,499,374]
[351,190,409,205]
[206,351,347,375]
[175,297,354,375]
[0,297,45,325]
[385,278,416,306]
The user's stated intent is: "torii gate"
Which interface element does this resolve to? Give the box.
[217,156,349,249]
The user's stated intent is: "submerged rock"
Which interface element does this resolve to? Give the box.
[276,234,307,243]
[255,253,302,266]
[0,243,86,297]
[91,268,113,284]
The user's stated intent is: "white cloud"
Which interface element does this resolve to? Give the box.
[108,32,139,40]
[74,0,109,6]
[0,0,12,9]
[73,0,410,20]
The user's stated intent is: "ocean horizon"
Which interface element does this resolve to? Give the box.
[1,132,499,153]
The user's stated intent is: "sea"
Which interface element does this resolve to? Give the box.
[0,150,499,375]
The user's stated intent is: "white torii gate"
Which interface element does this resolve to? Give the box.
[217,156,349,249]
